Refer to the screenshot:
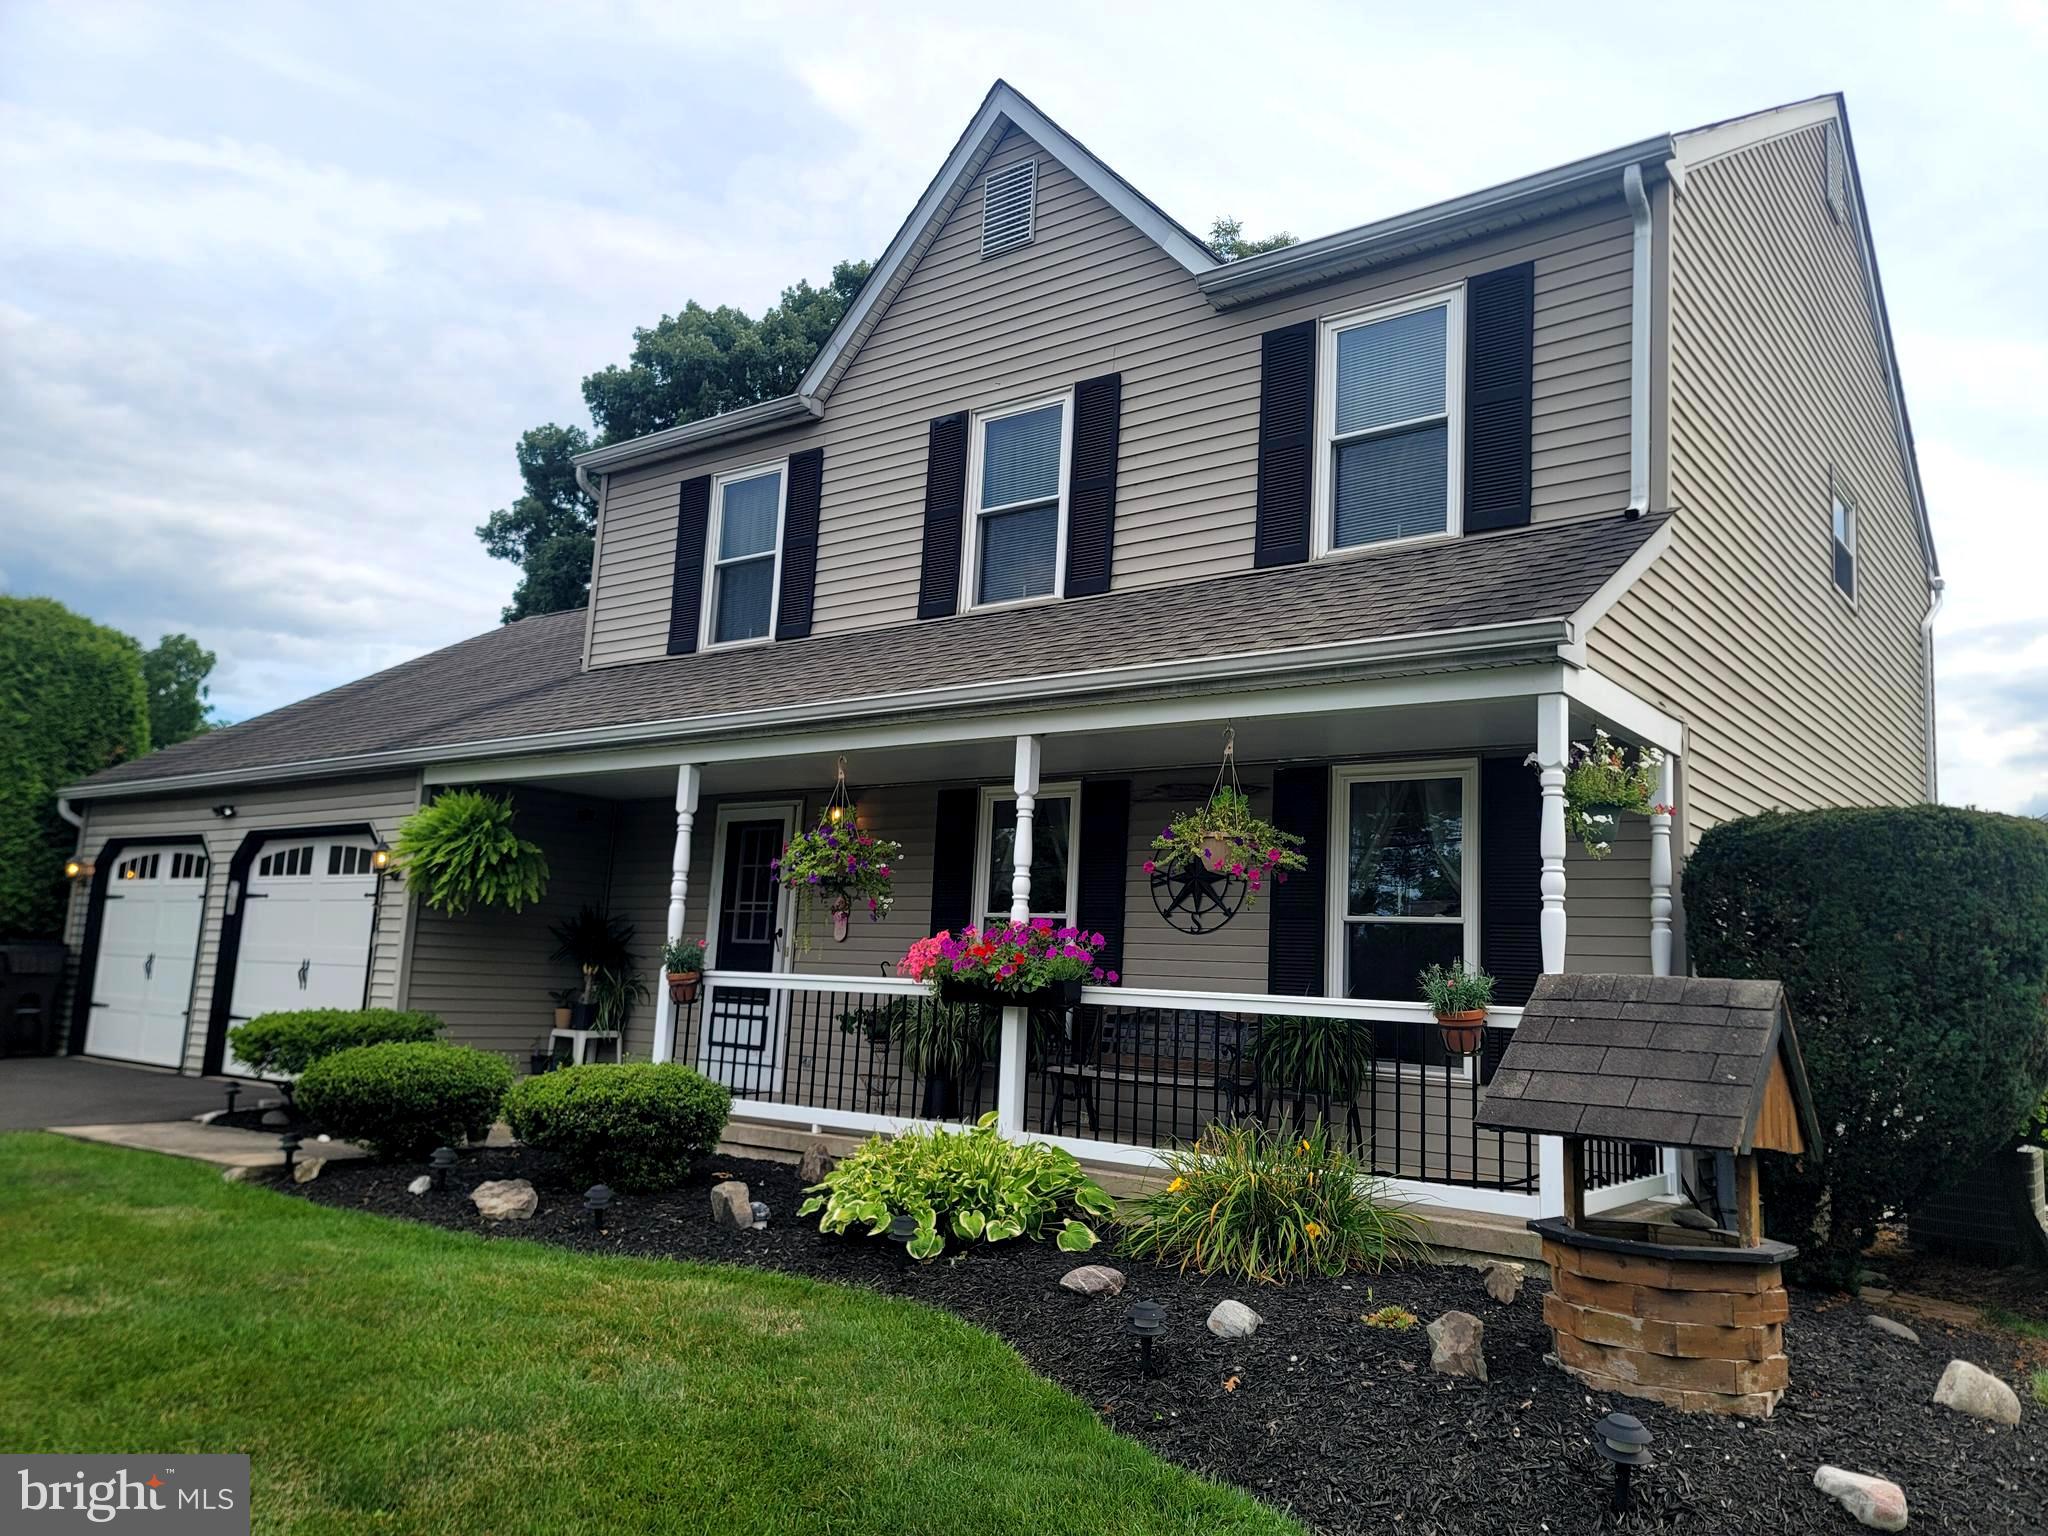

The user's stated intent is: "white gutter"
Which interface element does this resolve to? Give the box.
[57,797,83,831]
[571,393,824,480]
[1622,164,1653,514]
[1921,574,1946,802]
[58,616,1575,802]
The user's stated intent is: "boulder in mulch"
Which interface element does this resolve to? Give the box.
[1207,1299,1262,1339]
[407,1174,432,1196]
[292,1156,326,1185]
[221,1165,252,1183]
[1866,1315,1920,1345]
[1427,1310,1487,1381]
[798,1140,835,1182]
[1481,1260,1525,1304]
[1933,1359,2021,1425]
[710,1180,754,1230]
[1814,1465,1910,1530]
[470,1179,538,1221]
[1060,1265,1126,1297]
[261,1109,291,1127]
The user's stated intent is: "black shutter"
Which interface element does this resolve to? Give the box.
[1255,320,1317,568]
[1463,262,1536,533]
[1265,765,1329,995]
[1075,779,1131,979]
[1063,373,1123,597]
[666,475,712,655]
[929,786,980,936]
[916,412,970,619]
[1478,755,1542,1006]
[775,447,824,640]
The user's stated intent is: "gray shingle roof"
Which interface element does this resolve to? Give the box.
[72,512,1663,792]
[1476,973,1822,1155]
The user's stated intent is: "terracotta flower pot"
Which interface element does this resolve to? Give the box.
[552,1006,572,1029]
[1200,834,1236,872]
[1435,1009,1487,1057]
[667,970,701,1005]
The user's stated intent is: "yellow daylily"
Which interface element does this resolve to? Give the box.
[1304,1221,1324,1240]
[1167,1176,1186,1194]
[1297,1138,1311,1156]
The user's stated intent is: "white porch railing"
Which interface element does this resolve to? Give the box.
[677,972,1662,1221]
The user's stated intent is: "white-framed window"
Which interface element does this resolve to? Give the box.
[700,460,787,648]
[973,781,1080,926]
[1830,471,1857,603]
[1326,759,1479,1006]
[962,392,1072,611]
[1313,286,1465,556]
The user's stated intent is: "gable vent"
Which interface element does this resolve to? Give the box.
[980,158,1037,258]
[1823,123,1849,224]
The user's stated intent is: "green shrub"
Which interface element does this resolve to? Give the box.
[393,788,549,915]
[504,1063,730,1193]
[799,1113,1112,1262]
[296,1042,511,1160]
[228,1008,443,1077]
[1686,805,2048,1284]
[1118,1121,1428,1284]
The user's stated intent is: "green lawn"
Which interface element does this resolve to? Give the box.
[0,1134,1295,1536]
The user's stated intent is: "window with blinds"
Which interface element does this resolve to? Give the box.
[704,463,786,646]
[1317,290,1463,552]
[966,394,1070,608]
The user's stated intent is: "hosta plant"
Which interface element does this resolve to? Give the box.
[1119,1120,1429,1284]
[799,1112,1114,1262]
[392,788,549,915]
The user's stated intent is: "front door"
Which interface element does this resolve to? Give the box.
[697,806,795,1095]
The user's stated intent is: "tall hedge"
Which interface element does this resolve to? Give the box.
[1686,805,2048,1282]
[0,598,151,939]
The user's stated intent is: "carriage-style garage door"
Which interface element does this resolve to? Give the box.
[222,835,378,1076]
[84,847,209,1067]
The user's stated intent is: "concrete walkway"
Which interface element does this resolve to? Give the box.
[0,1055,239,1131]
[48,1119,367,1170]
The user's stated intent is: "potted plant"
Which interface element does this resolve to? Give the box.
[897,922,1116,1009]
[1255,1013,1375,1118]
[548,987,579,1030]
[1419,962,1495,1057]
[1530,728,1667,859]
[662,936,707,1005]
[1146,786,1306,906]
[550,904,637,1034]
[773,814,903,950]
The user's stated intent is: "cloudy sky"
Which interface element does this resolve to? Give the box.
[2,1,2043,814]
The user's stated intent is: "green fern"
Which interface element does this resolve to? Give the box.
[393,789,549,915]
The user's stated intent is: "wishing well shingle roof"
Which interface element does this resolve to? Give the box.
[71,512,1663,792]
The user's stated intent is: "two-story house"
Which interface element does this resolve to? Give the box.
[57,84,1937,1225]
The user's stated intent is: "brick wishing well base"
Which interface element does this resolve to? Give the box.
[1534,1218,1796,1418]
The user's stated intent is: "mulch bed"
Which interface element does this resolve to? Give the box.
[287,1148,2045,1534]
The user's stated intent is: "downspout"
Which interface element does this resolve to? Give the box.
[1623,164,1653,515]
[1920,574,1946,802]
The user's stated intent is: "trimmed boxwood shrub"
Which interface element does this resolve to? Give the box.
[228,1008,444,1077]
[504,1063,731,1193]
[1686,805,2048,1282]
[297,1042,511,1160]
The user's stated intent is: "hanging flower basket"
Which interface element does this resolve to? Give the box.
[773,758,903,951]
[660,936,706,1005]
[1530,729,1666,859]
[1420,961,1495,1058]
[1144,729,1307,929]
[899,922,1113,1010]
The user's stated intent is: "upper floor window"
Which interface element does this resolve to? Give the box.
[965,394,1071,610]
[704,462,786,647]
[1830,473,1857,602]
[974,782,1079,924]
[1315,288,1464,554]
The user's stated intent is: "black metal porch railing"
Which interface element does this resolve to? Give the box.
[1583,1137,1662,1190]
[1022,1000,1538,1194]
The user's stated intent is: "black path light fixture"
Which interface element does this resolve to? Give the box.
[223,1081,241,1117]
[429,1146,457,1191]
[1125,1299,1168,1377]
[886,1212,919,1267]
[278,1131,302,1177]
[583,1184,613,1231]
[1593,1410,1654,1513]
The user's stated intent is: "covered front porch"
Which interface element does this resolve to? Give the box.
[405,658,1684,1223]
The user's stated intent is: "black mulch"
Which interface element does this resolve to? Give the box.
[287,1149,2046,1535]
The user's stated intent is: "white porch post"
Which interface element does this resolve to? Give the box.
[997,735,1042,1137]
[650,763,701,1066]
[1648,752,1676,978]
[1535,694,1570,1217]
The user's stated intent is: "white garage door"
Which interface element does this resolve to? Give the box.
[223,836,378,1077]
[85,847,208,1068]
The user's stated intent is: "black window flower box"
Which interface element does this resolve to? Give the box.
[937,976,1084,1010]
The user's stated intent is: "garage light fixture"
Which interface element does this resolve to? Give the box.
[64,857,93,881]
[371,841,393,872]
[211,804,237,819]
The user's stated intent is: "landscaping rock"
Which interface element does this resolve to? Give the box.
[710,1180,754,1230]
[1060,1265,1126,1297]
[1867,1315,1920,1345]
[261,1109,291,1127]
[1480,1260,1525,1305]
[798,1140,836,1182]
[291,1156,326,1184]
[1427,1310,1487,1381]
[1814,1466,1910,1530]
[1932,1359,2021,1425]
[751,1200,771,1225]
[221,1165,252,1183]
[194,1108,226,1124]
[1207,1299,1262,1339]
[406,1175,432,1196]
[470,1179,538,1221]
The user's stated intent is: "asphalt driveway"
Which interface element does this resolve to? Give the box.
[0,1055,230,1131]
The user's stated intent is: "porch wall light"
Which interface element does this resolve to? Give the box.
[371,841,393,872]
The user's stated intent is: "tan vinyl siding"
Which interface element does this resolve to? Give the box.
[586,128,1636,667]
[1589,122,1930,834]
[1563,815,1652,975]
[62,774,420,1075]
